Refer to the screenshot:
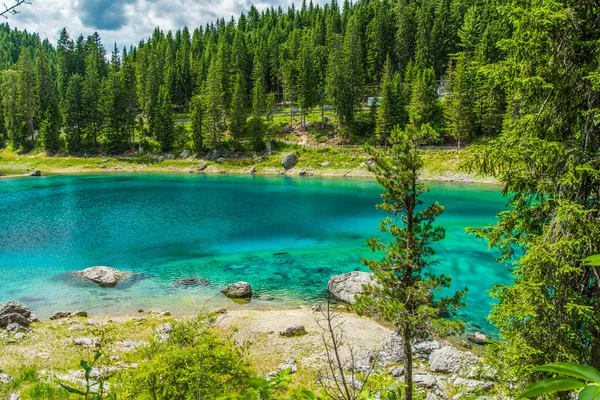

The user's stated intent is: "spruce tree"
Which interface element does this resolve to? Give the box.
[444,52,474,148]
[355,126,466,400]
[229,71,248,146]
[190,94,204,154]
[35,42,60,152]
[375,57,406,146]
[16,48,35,148]
[63,74,84,154]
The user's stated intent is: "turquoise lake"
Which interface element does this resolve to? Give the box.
[0,174,509,333]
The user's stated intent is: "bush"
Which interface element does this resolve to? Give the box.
[115,314,253,400]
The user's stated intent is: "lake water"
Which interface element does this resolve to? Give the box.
[0,174,509,333]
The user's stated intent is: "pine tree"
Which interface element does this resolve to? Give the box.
[375,57,406,146]
[82,49,103,150]
[35,41,60,152]
[251,52,268,117]
[16,48,35,148]
[190,94,204,153]
[444,52,474,148]
[153,86,173,152]
[204,57,225,149]
[297,30,319,128]
[63,74,85,154]
[355,126,466,400]
[229,72,248,146]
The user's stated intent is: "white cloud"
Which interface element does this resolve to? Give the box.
[8,0,319,49]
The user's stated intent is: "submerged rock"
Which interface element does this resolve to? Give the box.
[281,153,298,169]
[174,277,210,288]
[75,266,125,287]
[327,271,374,304]
[222,282,253,299]
[0,301,34,328]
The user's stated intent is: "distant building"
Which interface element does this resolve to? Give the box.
[368,97,381,107]
[437,78,450,100]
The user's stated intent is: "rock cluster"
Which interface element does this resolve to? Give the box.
[327,271,374,304]
[267,358,298,378]
[50,311,88,320]
[0,301,37,329]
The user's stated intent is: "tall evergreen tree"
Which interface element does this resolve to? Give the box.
[35,41,60,152]
[375,57,406,146]
[355,126,466,400]
[16,48,35,148]
[229,71,248,146]
[63,73,85,154]
[190,94,204,153]
[444,52,474,148]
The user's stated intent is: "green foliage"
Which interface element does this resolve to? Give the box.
[116,314,254,399]
[518,363,600,400]
[355,126,466,400]
[463,0,600,390]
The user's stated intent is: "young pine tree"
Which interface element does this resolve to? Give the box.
[229,72,248,147]
[189,94,204,154]
[355,124,467,400]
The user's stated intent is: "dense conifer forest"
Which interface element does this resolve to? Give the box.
[0,0,506,155]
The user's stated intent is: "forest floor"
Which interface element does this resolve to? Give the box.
[0,147,497,184]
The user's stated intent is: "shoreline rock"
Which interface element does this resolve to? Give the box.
[327,271,374,304]
[0,301,36,329]
[222,282,253,299]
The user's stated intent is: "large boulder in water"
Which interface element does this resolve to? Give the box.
[0,301,34,328]
[281,153,298,170]
[222,282,253,299]
[76,266,125,287]
[327,271,374,304]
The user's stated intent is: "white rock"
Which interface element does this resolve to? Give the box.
[327,271,374,304]
[76,266,125,287]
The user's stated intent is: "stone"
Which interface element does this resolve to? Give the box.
[299,169,308,176]
[180,150,190,158]
[248,165,257,174]
[6,323,24,333]
[222,282,253,299]
[327,271,374,304]
[29,170,41,176]
[14,332,26,340]
[468,332,489,345]
[429,346,480,375]
[279,325,307,337]
[378,331,405,364]
[174,277,210,288]
[0,373,13,384]
[198,163,208,171]
[76,266,125,287]
[7,393,20,400]
[151,310,171,317]
[278,358,297,374]
[320,162,329,167]
[157,156,164,162]
[414,372,438,389]
[388,366,404,377]
[74,337,101,347]
[0,301,32,328]
[206,149,220,161]
[158,322,172,342]
[414,340,441,358]
[311,305,322,312]
[213,307,227,314]
[50,311,71,320]
[100,164,106,169]
[281,153,298,169]
[216,157,225,163]
[451,376,494,393]
[71,310,88,317]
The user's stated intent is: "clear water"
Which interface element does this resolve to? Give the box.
[0,174,509,333]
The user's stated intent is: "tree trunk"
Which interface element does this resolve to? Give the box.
[403,325,413,400]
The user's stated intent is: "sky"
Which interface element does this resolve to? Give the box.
[8,0,306,49]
